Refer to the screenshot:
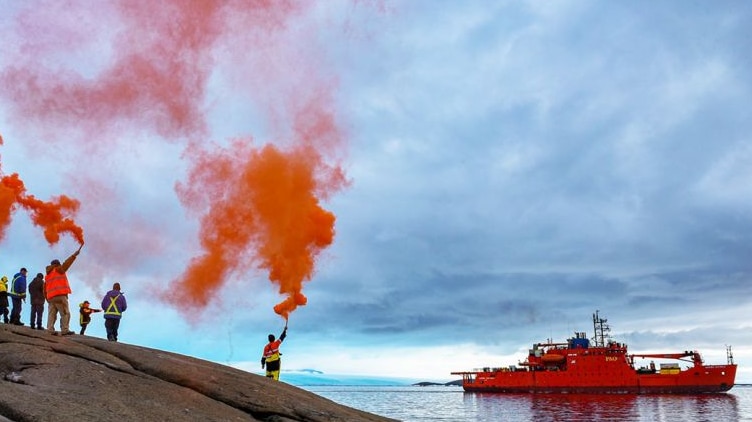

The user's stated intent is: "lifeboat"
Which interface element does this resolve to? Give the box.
[541,354,565,364]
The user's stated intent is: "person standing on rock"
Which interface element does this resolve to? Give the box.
[78,300,101,335]
[8,268,28,325]
[261,325,288,380]
[0,276,9,323]
[101,282,127,341]
[46,245,82,336]
[28,272,45,329]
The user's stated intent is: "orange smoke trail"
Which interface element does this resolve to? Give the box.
[172,136,346,321]
[0,138,84,245]
[1,1,371,320]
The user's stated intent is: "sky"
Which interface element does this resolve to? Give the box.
[1,0,752,383]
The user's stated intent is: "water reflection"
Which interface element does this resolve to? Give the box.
[636,393,739,422]
[302,385,748,422]
[463,392,739,422]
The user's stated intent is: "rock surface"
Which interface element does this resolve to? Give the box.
[0,324,396,421]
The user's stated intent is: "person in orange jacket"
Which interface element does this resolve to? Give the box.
[46,245,82,335]
[261,325,288,380]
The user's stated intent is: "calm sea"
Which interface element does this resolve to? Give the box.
[302,385,752,422]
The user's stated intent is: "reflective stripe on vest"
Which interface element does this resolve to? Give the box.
[263,340,282,362]
[104,294,122,316]
[9,274,22,297]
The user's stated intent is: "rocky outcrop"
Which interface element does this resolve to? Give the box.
[0,324,395,422]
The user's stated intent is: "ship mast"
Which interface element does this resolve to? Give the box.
[592,310,611,347]
[727,345,734,365]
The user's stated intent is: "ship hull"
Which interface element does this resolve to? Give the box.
[462,383,735,394]
[456,359,736,394]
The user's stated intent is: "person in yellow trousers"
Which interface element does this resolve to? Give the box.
[261,325,288,380]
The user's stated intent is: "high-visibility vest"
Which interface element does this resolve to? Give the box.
[263,340,282,362]
[9,274,24,298]
[104,294,122,317]
[45,270,71,300]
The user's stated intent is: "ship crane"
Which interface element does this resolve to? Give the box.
[629,351,703,366]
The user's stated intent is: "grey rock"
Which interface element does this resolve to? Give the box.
[0,325,396,422]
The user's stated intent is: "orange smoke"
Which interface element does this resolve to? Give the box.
[0,138,84,245]
[172,137,346,321]
[0,1,374,321]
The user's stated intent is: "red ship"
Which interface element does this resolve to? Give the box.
[451,311,736,394]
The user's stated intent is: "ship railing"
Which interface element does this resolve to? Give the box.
[465,366,521,373]
[704,364,734,369]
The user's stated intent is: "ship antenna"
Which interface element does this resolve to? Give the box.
[727,345,734,365]
[592,310,611,347]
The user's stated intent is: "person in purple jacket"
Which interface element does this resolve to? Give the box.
[101,282,127,342]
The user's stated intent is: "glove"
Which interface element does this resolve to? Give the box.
[261,357,266,369]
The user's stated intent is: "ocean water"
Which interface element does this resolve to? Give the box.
[302,385,752,422]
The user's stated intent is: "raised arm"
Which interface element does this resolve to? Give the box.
[60,249,81,273]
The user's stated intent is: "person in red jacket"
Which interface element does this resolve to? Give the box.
[261,325,288,380]
[46,245,82,336]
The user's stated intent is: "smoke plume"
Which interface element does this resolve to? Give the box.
[0,1,356,320]
[0,137,84,245]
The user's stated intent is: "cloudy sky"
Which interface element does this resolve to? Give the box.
[1,1,752,383]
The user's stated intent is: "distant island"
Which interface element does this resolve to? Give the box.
[295,368,325,374]
[278,369,457,387]
[413,380,463,387]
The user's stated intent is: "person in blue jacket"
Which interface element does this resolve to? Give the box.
[101,282,127,341]
[8,268,27,326]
